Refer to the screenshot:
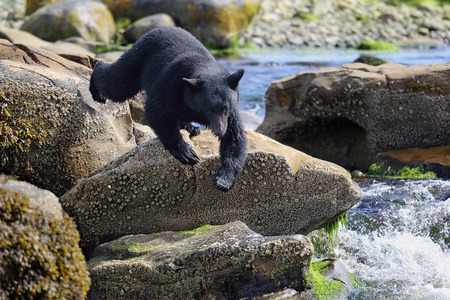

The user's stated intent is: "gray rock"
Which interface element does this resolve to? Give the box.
[124,13,175,43]
[60,130,361,253]
[87,221,313,299]
[257,62,450,170]
[21,0,115,43]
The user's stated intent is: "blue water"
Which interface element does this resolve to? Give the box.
[218,48,450,118]
[219,48,450,299]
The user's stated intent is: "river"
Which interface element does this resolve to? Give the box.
[218,48,450,299]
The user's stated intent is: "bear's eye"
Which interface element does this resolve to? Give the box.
[223,106,228,115]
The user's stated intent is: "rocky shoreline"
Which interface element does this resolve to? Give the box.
[241,0,450,48]
[1,0,450,50]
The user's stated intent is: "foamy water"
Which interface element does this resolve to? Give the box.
[335,179,450,299]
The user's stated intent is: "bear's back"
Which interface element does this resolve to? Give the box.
[136,27,213,62]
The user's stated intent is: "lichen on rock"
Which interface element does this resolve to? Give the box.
[0,175,90,299]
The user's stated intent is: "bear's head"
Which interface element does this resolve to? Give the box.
[183,69,244,138]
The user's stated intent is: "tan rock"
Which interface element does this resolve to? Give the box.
[0,40,136,196]
[258,62,450,170]
[0,26,95,55]
[21,0,115,43]
[60,130,361,253]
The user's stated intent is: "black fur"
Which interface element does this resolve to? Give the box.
[90,27,247,192]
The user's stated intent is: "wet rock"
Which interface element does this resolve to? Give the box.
[21,0,115,43]
[60,130,361,253]
[0,175,90,299]
[307,259,356,299]
[87,221,313,299]
[377,146,450,179]
[353,55,388,66]
[124,13,175,43]
[0,40,136,196]
[257,62,450,170]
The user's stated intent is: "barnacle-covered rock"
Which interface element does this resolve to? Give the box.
[257,62,450,170]
[61,130,361,254]
[87,221,313,299]
[0,175,90,299]
[0,39,136,196]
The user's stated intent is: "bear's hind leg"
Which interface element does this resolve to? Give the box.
[181,123,201,137]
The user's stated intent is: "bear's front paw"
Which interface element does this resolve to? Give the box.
[169,143,199,166]
[213,172,235,192]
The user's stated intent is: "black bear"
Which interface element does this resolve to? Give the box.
[89,27,247,192]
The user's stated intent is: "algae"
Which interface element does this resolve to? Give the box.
[305,260,348,300]
[175,224,217,235]
[308,213,348,258]
[366,163,437,179]
[357,39,399,51]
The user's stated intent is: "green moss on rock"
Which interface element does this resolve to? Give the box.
[306,261,348,300]
[0,184,90,299]
[357,39,399,51]
[366,163,437,179]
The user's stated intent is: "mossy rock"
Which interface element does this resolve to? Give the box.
[354,55,389,66]
[306,259,361,299]
[357,39,399,51]
[101,0,261,48]
[0,42,136,196]
[21,0,115,43]
[0,175,90,299]
[88,221,313,299]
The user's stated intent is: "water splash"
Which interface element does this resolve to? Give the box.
[336,179,450,299]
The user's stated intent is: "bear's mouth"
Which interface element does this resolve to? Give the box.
[209,113,228,138]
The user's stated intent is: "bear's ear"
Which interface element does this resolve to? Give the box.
[228,69,244,89]
[183,77,203,91]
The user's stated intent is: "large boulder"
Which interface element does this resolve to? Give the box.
[124,13,176,43]
[87,221,313,299]
[23,0,260,47]
[21,0,115,43]
[0,175,90,299]
[0,39,136,196]
[60,130,362,253]
[107,0,260,48]
[257,63,450,170]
